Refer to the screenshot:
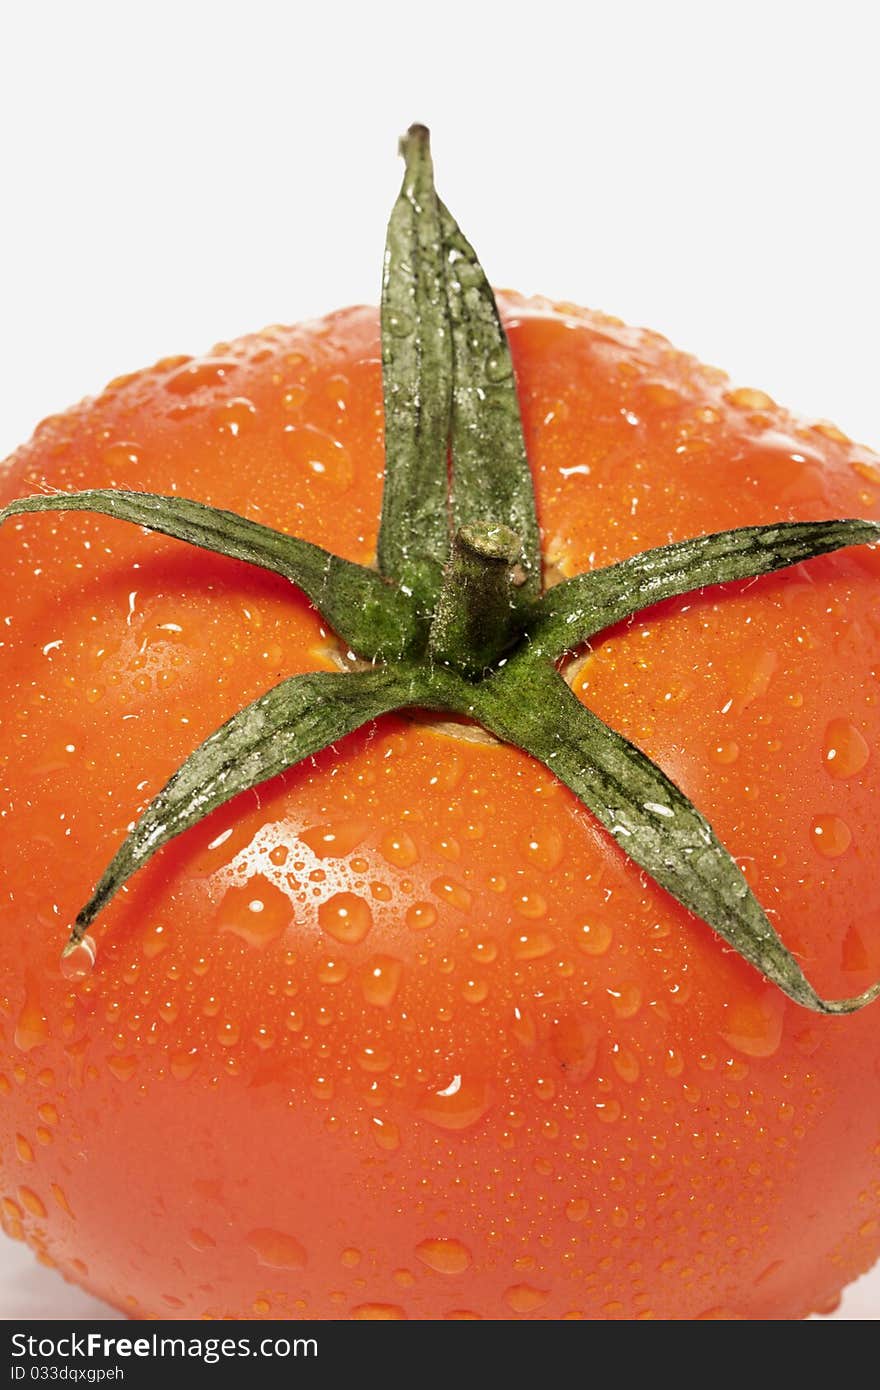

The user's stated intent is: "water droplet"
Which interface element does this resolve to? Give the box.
[247,1228,308,1270]
[142,923,169,959]
[50,1184,74,1218]
[59,935,96,981]
[710,741,740,766]
[15,973,49,1052]
[720,988,785,1058]
[416,1074,492,1131]
[453,258,481,289]
[380,830,418,868]
[511,928,554,960]
[165,359,238,396]
[283,425,353,491]
[217,876,293,948]
[471,940,498,965]
[355,1043,392,1073]
[461,978,489,1004]
[340,1248,361,1268]
[485,351,513,383]
[169,1048,199,1080]
[565,1198,590,1223]
[190,821,255,876]
[107,1056,138,1081]
[576,921,612,956]
[823,719,870,779]
[188,1228,216,1252]
[415,1238,472,1274]
[214,396,257,437]
[351,1303,407,1319]
[386,309,415,337]
[216,1021,240,1048]
[550,1015,598,1077]
[515,891,548,919]
[510,1006,538,1047]
[252,1297,271,1315]
[841,924,870,974]
[15,1185,46,1220]
[608,982,642,1019]
[729,650,778,711]
[810,814,853,859]
[405,901,436,931]
[525,828,564,870]
[300,819,369,859]
[318,892,372,945]
[504,1284,550,1313]
[359,955,404,1007]
[317,957,349,985]
[370,1117,401,1151]
[430,878,472,913]
[15,1135,34,1164]
[725,387,775,412]
[101,441,142,470]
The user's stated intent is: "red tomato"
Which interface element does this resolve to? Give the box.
[1,296,879,1319]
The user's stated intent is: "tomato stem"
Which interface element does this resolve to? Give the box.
[428,524,529,677]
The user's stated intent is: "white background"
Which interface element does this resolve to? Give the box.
[1,0,878,1320]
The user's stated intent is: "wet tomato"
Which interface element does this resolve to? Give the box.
[1,293,880,1320]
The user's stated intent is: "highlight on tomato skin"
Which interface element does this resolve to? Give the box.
[1,286,879,1319]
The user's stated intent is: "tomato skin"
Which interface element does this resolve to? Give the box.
[1,297,880,1320]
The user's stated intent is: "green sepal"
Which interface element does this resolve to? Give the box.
[439,199,542,602]
[377,125,453,614]
[0,489,417,661]
[67,665,437,942]
[470,656,880,1015]
[528,519,880,659]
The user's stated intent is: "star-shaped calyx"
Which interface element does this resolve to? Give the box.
[3,125,879,1014]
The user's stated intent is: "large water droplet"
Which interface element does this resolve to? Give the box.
[823,719,870,779]
[351,1303,407,1319]
[430,878,472,913]
[525,828,564,870]
[318,892,373,944]
[504,1284,550,1313]
[370,1117,401,1151]
[165,359,238,396]
[15,973,49,1051]
[810,814,853,859]
[217,876,293,948]
[283,425,353,491]
[247,1228,308,1270]
[720,988,785,1058]
[18,1188,47,1219]
[710,740,740,766]
[60,936,96,982]
[214,396,257,437]
[416,1074,492,1131]
[415,1238,472,1274]
[510,928,554,961]
[576,921,612,956]
[300,820,368,859]
[550,1015,598,1078]
[359,956,404,1007]
[380,831,418,868]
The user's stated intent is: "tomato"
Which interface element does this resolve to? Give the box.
[1,292,880,1321]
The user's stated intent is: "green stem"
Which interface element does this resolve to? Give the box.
[428,524,527,677]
